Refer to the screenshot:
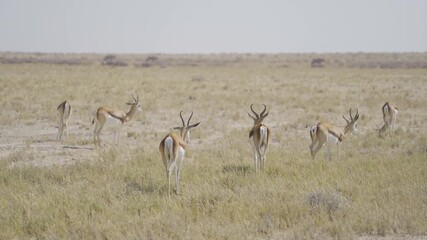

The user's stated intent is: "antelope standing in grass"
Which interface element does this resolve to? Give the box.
[92,94,142,147]
[309,108,360,160]
[248,104,271,173]
[159,111,200,197]
[379,102,398,138]
[57,100,72,140]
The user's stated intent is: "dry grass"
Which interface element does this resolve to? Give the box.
[0,53,426,239]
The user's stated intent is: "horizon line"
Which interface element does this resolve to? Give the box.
[1,50,427,55]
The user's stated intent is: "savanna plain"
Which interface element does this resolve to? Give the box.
[0,52,426,239]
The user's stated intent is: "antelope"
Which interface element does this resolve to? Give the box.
[159,111,200,197]
[379,102,398,138]
[248,104,271,173]
[57,100,72,140]
[92,94,142,147]
[309,108,360,160]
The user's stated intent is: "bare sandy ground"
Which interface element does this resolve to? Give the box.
[0,119,95,167]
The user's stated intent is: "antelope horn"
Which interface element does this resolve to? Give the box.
[248,112,257,120]
[250,104,259,118]
[179,111,185,127]
[187,111,194,126]
[343,115,350,123]
[260,104,268,117]
[349,108,354,121]
[349,108,358,121]
[353,108,359,121]
[132,93,137,102]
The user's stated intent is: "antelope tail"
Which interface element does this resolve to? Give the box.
[309,124,318,141]
[260,126,268,146]
[382,104,389,118]
[164,137,174,163]
[91,110,97,125]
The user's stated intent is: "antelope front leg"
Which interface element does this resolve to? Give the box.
[337,143,340,159]
[116,126,123,145]
[115,130,120,145]
[95,125,104,147]
[325,144,332,160]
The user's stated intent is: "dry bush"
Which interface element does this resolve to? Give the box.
[101,54,128,67]
[0,53,91,65]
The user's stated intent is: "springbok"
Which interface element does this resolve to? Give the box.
[379,102,398,138]
[248,104,271,173]
[92,94,142,147]
[57,100,72,140]
[309,108,360,160]
[159,111,200,197]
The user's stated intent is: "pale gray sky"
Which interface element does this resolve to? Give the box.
[0,0,426,53]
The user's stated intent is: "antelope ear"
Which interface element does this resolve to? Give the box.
[248,112,256,120]
[342,115,350,123]
[189,122,201,128]
[354,114,360,121]
[126,102,133,105]
[173,127,183,130]
[262,112,269,118]
[249,128,255,138]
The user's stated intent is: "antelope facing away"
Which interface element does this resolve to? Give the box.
[379,102,398,138]
[309,108,360,160]
[159,111,200,197]
[57,100,72,140]
[92,94,142,147]
[248,104,271,173]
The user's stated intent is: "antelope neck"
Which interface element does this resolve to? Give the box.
[126,105,138,121]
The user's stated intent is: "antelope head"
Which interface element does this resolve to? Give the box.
[174,111,201,143]
[126,94,142,110]
[248,104,269,126]
[343,108,360,135]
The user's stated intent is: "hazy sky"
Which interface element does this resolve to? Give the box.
[0,0,426,53]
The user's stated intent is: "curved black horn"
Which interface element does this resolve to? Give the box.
[187,111,194,126]
[343,115,350,123]
[132,94,137,102]
[248,112,256,120]
[353,108,359,121]
[179,111,185,127]
[260,104,267,117]
[250,104,259,118]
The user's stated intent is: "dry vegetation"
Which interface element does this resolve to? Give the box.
[0,52,426,239]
